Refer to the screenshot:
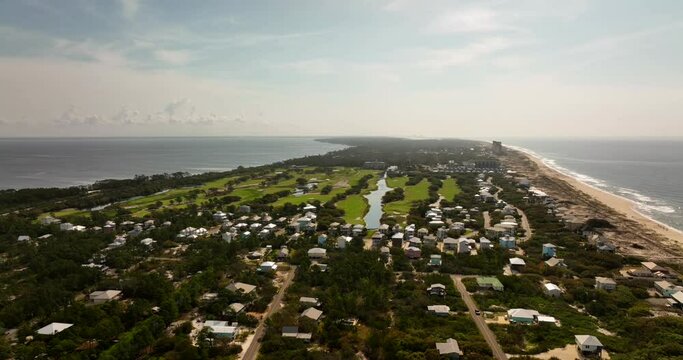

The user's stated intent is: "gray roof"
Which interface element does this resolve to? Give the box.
[436,338,463,355]
[301,307,323,321]
[575,335,603,347]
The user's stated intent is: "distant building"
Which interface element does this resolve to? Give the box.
[492,141,503,154]
[363,161,386,170]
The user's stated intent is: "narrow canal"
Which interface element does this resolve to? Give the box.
[363,173,392,229]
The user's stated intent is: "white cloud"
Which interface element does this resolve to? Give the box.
[278,59,334,75]
[120,0,140,19]
[417,37,518,70]
[426,7,514,34]
[154,49,192,65]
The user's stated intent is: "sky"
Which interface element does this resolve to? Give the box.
[0,0,681,138]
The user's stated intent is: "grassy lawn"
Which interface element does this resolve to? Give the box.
[41,167,381,219]
[273,168,378,207]
[384,177,430,217]
[336,194,369,225]
[439,177,461,201]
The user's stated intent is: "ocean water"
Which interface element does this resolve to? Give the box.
[504,138,683,232]
[0,137,346,189]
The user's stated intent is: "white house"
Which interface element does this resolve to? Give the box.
[227,282,257,295]
[89,290,122,304]
[436,338,463,359]
[259,261,278,273]
[543,283,562,298]
[204,320,237,339]
[36,322,73,335]
[427,305,450,316]
[308,247,327,259]
[337,236,352,249]
[575,335,604,357]
[301,307,323,321]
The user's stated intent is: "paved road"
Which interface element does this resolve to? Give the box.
[450,275,507,360]
[489,178,533,242]
[242,266,297,360]
[483,210,491,229]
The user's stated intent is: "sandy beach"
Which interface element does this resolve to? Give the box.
[504,149,683,262]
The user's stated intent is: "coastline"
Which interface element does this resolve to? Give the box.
[514,147,683,247]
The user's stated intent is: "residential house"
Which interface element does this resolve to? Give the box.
[391,232,405,247]
[380,246,391,257]
[642,261,668,274]
[352,224,365,237]
[595,277,617,292]
[423,235,437,247]
[436,227,448,240]
[499,235,516,249]
[227,282,257,295]
[40,216,60,225]
[301,307,323,321]
[509,257,526,271]
[371,232,384,247]
[430,254,442,267]
[378,224,390,235]
[36,322,73,336]
[299,297,320,307]
[457,238,470,254]
[443,237,458,251]
[427,283,447,296]
[545,257,567,268]
[258,261,278,273]
[427,305,450,316]
[406,246,421,259]
[59,223,74,231]
[435,338,463,359]
[281,326,312,341]
[654,280,683,298]
[140,238,156,247]
[89,290,122,304]
[575,335,604,358]
[479,237,492,250]
[308,247,327,259]
[408,237,422,248]
[477,277,504,291]
[671,291,683,309]
[337,236,352,249]
[317,234,328,246]
[204,320,237,339]
[544,283,562,298]
[278,247,290,261]
[542,243,557,258]
[229,302,245,314]
[507,308,540,324]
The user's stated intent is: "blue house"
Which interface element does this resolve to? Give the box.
[542,243,557,258]
[318,234,328,246]
[499,236,516,249]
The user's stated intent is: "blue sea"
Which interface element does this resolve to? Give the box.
[503,138,683,232]
[0,137,346,189]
